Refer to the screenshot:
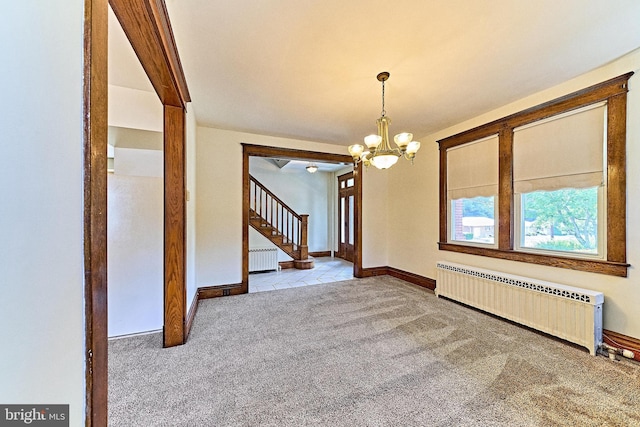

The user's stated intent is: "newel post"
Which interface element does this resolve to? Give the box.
[300,214,309,260]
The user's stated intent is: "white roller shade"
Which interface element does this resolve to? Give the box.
[513,103,606,193]
[447,135,498,199]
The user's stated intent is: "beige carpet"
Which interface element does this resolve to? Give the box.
[109,276,640,426]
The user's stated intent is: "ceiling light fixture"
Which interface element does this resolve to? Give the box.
[306,163,318,173]
[348,72,421,169]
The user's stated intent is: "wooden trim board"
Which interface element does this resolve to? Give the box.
[83,0,108,425]
[360,266,436,291]
[163,104,187,347]
[110,0,191,348]
[85,0,191,422]
[108,0,190,107]
[185,292,199,340]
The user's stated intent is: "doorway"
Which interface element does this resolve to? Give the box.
[84,1,190,424]
[337,172,355,262]
[241,144,363,293]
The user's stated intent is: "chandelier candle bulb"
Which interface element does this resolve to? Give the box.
[394,132,413,149]
[348,72,420,169]
[365,134,382,148]
[406,141,421,155]
[348,144,364,160]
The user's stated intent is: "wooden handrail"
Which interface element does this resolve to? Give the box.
[249,175,308,259]
[250,175,302,221]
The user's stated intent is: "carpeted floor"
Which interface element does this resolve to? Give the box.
[109,277,640,426]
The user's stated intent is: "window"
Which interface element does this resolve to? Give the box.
[438,72,632,277]
[519,187,602,255]
[513,103,606,258]
[450,196,496,244]
[447,135,498,246]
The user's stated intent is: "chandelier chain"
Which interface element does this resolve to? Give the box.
[381,79,386,117]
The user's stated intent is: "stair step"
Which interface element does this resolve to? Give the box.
[249,203,306,261]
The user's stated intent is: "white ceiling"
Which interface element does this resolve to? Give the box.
[109,1,640,147]
[276,159,351,173]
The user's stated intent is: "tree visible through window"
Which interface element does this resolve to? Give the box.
[521,187,598,254]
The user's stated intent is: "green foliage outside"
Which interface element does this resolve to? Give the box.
[523,187,598,251]
[462,196,494,219]
[532,240,586,251]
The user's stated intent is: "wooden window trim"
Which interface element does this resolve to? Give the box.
[438,72,633,277]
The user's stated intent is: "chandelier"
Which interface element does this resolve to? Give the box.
[348,72,420,169]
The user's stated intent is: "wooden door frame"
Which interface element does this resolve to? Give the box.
[84,0,190,424]
[242,144,364,291]
[336,171,355,262]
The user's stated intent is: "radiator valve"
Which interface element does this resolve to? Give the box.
[601,343,635,360]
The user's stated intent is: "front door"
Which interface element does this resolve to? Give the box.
[338,172,355,262]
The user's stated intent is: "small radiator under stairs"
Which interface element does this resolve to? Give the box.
[249,248,278,273]
[436,261,603,355]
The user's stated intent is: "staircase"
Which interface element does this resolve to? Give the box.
[249,175,314,269]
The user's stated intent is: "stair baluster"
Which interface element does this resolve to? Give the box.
[249,175,309,261]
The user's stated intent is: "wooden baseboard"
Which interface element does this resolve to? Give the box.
[603,329,640,362]
[360,266,436,291]
[185,292,199,340]
[309,251,331,258]
[387,267,436,290]
[198,283,245,300]
[359,266,388,277]
[182,283,246,341]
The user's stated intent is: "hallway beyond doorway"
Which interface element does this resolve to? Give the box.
[249,257,353,293]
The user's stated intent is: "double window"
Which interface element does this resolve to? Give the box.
[439,73,632,277]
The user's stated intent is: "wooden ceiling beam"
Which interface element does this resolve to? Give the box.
[109,0,190,107]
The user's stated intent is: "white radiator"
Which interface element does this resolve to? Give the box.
[436,261,603,355]
[249,248,278,272]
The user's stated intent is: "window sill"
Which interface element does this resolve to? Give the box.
[438,242,629,277]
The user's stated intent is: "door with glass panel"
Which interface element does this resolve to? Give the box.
[338,172,355,262]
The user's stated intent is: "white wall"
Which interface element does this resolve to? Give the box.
[361,167,389,268]
[388,48,640,339]
[108,148,164,337]
[107,90,198,330]
[0,2,85,422]
[196,127,375,286]
[114,146,163,177]
[109,85,163,132]
[186,103,198,306]
[249,157,332,258]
